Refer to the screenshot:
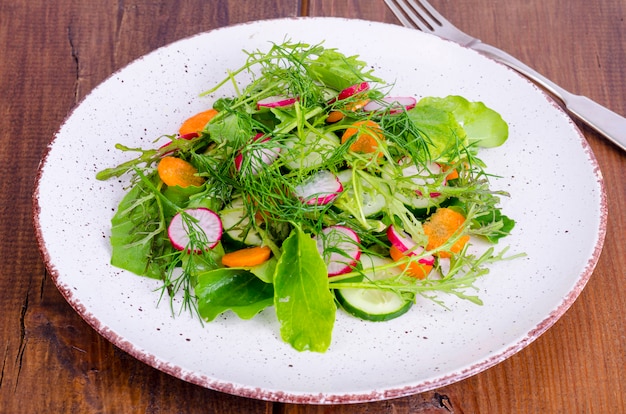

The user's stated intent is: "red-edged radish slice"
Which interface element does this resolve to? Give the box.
[257,95,298,109]
[293,170,343,205]
[168,208,223,253]
[235,133,281,175]
[159,131,200,154]
[363,96,417,113]
[337,82,370,100]
[386,225,434,265]
[399,158,446,198]
[315,225,361,276]
[179,132,200,139]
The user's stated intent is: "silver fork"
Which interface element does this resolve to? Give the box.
[384,0,626,152]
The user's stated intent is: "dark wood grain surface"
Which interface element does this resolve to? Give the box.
[2,0,624,412]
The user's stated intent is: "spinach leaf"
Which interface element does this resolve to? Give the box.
[195,268,274,321]
[273,227,336,352]
[110,173,171,279]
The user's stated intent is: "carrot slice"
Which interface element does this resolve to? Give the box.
[389,245,432,279]
[423,208,470,258]
[440,164,459,180]
[326,110,344,123]
[222,246,272,268]
[178,109,218,136]
[341,120,384,155]
[157,156,205,188]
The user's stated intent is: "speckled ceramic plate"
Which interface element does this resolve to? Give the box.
[33,18,606,404]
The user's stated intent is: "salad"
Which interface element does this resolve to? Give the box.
[97,41,517,353]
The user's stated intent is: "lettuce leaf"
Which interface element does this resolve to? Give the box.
[307,49,382,91]
[406,104,468,161]
[417,95,509,148]
[273,227,336,352]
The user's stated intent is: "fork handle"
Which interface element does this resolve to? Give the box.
[472,42,626,152]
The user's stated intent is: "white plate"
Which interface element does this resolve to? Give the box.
[34,18,606,404]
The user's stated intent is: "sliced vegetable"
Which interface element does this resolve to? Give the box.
[178,108,218,138]
[315,225,361,276]
[387,225,434,263]
[257,95,298,109]
[293,170,343,205]
[341,120,384,156]
[399,158,446,197]
[363,96,416,113]
[157,156,205,188]
[282,131,339,170]
[338,81,370,100]
[235,133,281,175]
[220,198,263,246]
[389,245,433,279]
[222,246,272,268]
[168,208,223,252]
[335,254,413,321]
[423,207,470,258]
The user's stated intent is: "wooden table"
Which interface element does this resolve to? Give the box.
[3,0,624,412]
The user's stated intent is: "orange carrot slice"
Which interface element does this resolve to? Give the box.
[389,245,433,279]
[157,156,205,188]
[221,246,272,268]
[326,110,344,123]
[178,109,218,137]
[440,164,459,180]
[423,208,470,258]
[341,120,384,155]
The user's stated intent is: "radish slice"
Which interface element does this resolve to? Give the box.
[168,208,223,253]
[179,132,200,139]
[399,158,446,198]
[337,82,370,100]
[235,133,281,175]
[363,96,417,113]
[293,170,343,205]
[159,131,199,154]
[257,95,298,109]
[315,225,361,276]
[387,225,434,265]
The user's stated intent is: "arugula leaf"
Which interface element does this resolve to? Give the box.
[472,210,516,243]
[273,227,336,352]
[195,268,274,321]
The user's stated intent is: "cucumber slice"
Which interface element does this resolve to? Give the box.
[335,255,413,322]
[282,131,339,170]
[219,198,262,246]
[335,170,387,218]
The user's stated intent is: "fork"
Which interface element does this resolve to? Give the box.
[384,0,626,152]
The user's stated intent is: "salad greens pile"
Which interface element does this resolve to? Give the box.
[97,41,518,353]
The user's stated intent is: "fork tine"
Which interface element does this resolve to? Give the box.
[383,0,433,32]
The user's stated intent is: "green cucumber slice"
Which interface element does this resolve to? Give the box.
[219,198,262,246]
[335,255,413,322]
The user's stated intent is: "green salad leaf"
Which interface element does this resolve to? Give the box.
[417,95,509,148]
[109,173,171,279]
[273,227,336,352]
[306,48,382,91]
[406,104,468,160]
[195,268,274,321]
